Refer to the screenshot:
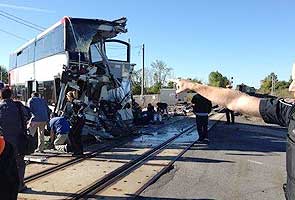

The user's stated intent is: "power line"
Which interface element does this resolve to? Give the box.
[0,10,46,30]
[0,11,43,31]
[0,28,28,41]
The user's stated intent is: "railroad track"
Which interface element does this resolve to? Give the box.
[24,139,127,184]
[24,116,191,184]
[19,112,223,199]
[71,112,223,199]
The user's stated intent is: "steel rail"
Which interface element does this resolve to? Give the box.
[24,117,187,184]
[24,139,127,183]
[69,124,195,199]
[133,113,222,198]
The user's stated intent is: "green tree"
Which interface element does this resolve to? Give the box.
[0,65,8,83]
[132,83,141,95]
[131,69,143,95]
[166,81,174,89]
[259,72,278,94]
[275,80,289,90]
[147,82,162,94]
[208,71,229,87]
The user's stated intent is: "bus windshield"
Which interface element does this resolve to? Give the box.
[66,17,127,62]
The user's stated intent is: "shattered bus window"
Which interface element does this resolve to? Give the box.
[90,43,103,63]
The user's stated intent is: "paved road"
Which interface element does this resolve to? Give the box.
[141,114,287,200]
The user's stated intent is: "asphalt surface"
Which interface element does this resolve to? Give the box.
[140,114,287,200]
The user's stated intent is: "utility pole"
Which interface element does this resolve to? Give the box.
[141,44,145,96]
[271,74,275,95]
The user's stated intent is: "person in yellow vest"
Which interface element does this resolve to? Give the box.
[0,130,19,199]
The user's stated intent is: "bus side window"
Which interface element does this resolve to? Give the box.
[13,84,27,102]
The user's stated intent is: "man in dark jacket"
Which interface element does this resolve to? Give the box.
[62,91,85,155]
[0,131,19,199]
[191,94,212,143]
[0,87,30,192]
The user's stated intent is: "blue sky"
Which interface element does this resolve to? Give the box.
[0,0,294,88]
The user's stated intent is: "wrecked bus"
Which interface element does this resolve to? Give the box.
[8,17,134,139]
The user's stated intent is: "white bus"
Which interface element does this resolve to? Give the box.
[9,17,134,136]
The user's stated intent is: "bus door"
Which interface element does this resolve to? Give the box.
[26,81,37,100]
[104,39,130,80]
[26,81,33,100]
[53,77,61,104]
[104,39,134,121]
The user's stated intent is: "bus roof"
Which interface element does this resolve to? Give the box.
[12,16,127,54]
[13,19,62,54]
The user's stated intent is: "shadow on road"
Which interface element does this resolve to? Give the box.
[189,120,286,154]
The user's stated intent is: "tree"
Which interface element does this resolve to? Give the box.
[131,69,142,83]
[147,82,162,94]
[132,83,141,95]
[131,69,142,95]
[166,81,175,89]
[208,71,229,87]
[151,60,173,87]
[0,65,8,83]
[259,72,278,94]
[275,80,289,90]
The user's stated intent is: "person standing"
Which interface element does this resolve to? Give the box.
[0,87,30,192]
[62,91,85,155]
[191,93,212,143]
[225,85,235,124]
[174,65,295,200]
[0,130,19,199]
[63,91,76,119]
[27,92,50,153]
